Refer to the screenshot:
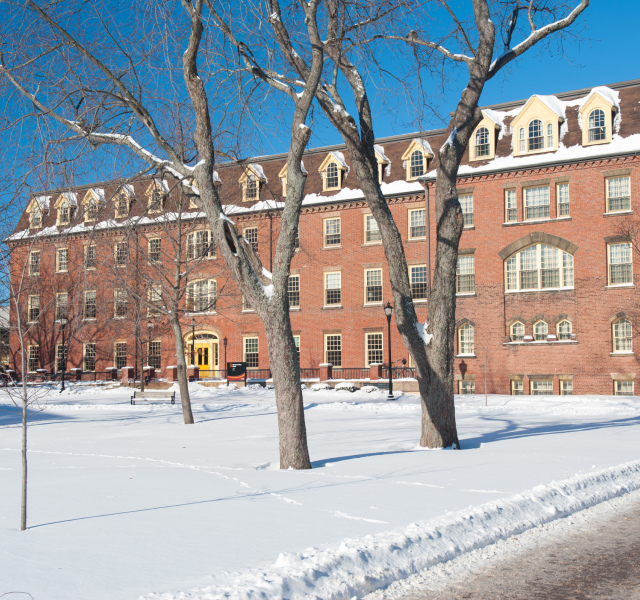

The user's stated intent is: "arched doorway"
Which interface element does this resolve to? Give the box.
[184,331,219,372]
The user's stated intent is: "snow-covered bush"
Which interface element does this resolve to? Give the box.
[246,384,263,391]
[311,383,331,391]
[335,381,357,392]
[300,383,307,390]
[267,384,275,390]
[359,385,379,393]
[218,383,238,390]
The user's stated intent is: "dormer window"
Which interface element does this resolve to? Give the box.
[239,164,267,202]
[475,127,490,157]
[318,153,348,192]
[54,192,77,226]
[82,189,104,223]
[528,119,544,151]
[86,199,99,221]
[30,204,42,229]
[145,180,168,214]
[512,96,563,156]
[589,109,606,142]
[115,193,130,218]
[401,139,433,180]
[58,202,70,225]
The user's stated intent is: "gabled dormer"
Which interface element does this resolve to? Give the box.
[511,95,564,157]
[278,161,307,197]
[145,180,168,214]
[579,87,618,147]
[239,164,266,202]
[318,152,348,192]
[83,188,105,223]
[470,110,501,161]
[374,145,390,183]
[401,139,433,180]
[26,196,50,229]
[54,192,78,226]
[114,184,135,218]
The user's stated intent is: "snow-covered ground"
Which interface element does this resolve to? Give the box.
[1,384,639,600]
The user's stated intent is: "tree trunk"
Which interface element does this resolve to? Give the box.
[20,391,27,531]
[140,337,145,392]
[170,314,194,425]
[263,306,310,469]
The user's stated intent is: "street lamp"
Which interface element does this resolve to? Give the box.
[383,302,395,401]
[223,336,228,384]
[190,318,196,366]
[59,317,68,393]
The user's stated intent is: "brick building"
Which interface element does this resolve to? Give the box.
[8,78,640,395]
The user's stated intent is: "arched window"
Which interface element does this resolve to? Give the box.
[30,204,43,229]
[519,128,525,153]
[326,162,340,189]
[557,320,572,341]
[546,123,553,148]
[505,244,574,292]
[534,320,548,341]
[588,109,606,142]
[475,127,490,157]
[458,323,474,355]
[613,318,633,353]
[510,321,525,342]
[58,201,70,225]
[246,173,258,200]
[528,119,543,150]
[410,150,424,178]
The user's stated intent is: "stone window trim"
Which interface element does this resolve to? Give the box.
[498,232,578,261]
[610,373,636,381]
[602,168,632,178]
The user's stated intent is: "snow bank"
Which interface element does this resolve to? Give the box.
[148,460,640,600]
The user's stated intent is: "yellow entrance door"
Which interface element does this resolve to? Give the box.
[195,343,210,370]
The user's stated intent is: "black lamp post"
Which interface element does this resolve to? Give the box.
[59,317,68,393]
[223,336,228,384]
[190,317,196,366]
[384,302,395,401]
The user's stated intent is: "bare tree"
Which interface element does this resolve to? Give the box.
[0,0,325,468]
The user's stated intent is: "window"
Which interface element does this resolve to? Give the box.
[533,320,548,341]
[530,380,553,395]
[505,244,574,291]
[614,380,634,396]
[475,127,490,158]
[459,194,473,227]
[518,128,525,153]
[242,295,254,312]
[326,162,340,190]
[56,344,67,373]
[324,272,341,306]
[56,248,68,273]
[27,345,39,372]
[246,174,258,201]
[288,275,300,308]
[294,229,299,249]
[546,123,553,148]
[148,341,161,370]
[365,214,381,243]
[457,255,475,294]
[115,193,130,218]
[58,202,70,225]
[148,238,162,263]
[524,186,550,220]
[187,230,215,260]
[84,343,96,372]
[560,380,573,395]
[528,119,544,151]
[409,209,426,239]
[187,279,216,313]
[366,332,383,366]
[29,251,41,275]
[410,265,428,300]
[606,177,631,213]
[244,337,259,368]
[589,109,606,142]
[365,269,383,304]
[608,243,632,285]
[325,334,342,366]
[557,320,572,341]
[510,321,525,342]
[55,292,68,321]
[459,380,475,394]
[293,335,300,360]
[324,218,341,247]
[149,189,163,213]
[114,342,127,370]
[114,242,128,267]
[28,295,40,322]
[114,289,127,318]
[85,199,99,222]
[409,150,424,178]
[85,245,96,270]
[511,380,524,395]
[84,290,97,320]
[30,204,42,229]
[244,228,258,253]
[148,285,162,316]
[505,189,517,222]
[557,183,570,217]
[457,323,474,356]
[613,318,633,353]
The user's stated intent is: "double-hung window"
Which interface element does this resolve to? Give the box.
[28,295,40,323]
[608,243,632,286]
[613,319,633,353]
[56,248,68,273]
[365,269,383,304]
[114,289,127,318]
[148,341,162,370]
[115,242,128,267]
[459,195,474,227]
[244,228,258,253]
[324,218,341,247]
[366,332,383,366]
[409,209,426,239]
[188,279,216,313]
[325,334,342,366]
[505,189,517,222]
[84,290,97,319]
[29,250,41,275]
[410,265,428,300]
[148,238,162,263]
[364,214,381,243]
[187,230,214,260]
[28,345,40,372]
[606,177,631,213]
[324,272,341,306]
[524,186,550,220]
[287,275,300,308]
[84,343,96,372]
[557,183,570,217]
[56,292,69,321]
[85,245,97,270]
[114,342,127,370]
[456,255,475,294]
[457,324,474,356]
[244,337,259,368]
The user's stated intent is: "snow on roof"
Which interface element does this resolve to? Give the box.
[481,109,504,128]
[249,163,268,182]
[120,184,135,197]
[533,95,566,119]
[300,160,308,175]
[213,171,222,184]
[87,188,105,202]
[329,151,348,170]
[374,144,390,163]
[59,191,78,206]
[33,195,51,209]
[573,86,621,112]
[413,138,434,155]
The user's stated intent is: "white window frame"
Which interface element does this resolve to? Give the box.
[55,292,69,321]
[505,244,574,292]
[612,318,633,354]
[510,321,525,342]
[114,289,128,318]
[324,271,342,307]
[530,380,553,395]
[27,295,40,323]
[533,320,548,341]
[410,265,428,301]
[560,379,573,395]
[30,204,43,229]
[288,274,300,309]
[557,320,572,341]
[115,192,130,218]
[524,186,550,220]
[324,217,341,247]
[324,162,341,191]
[187,229,215,260]
[187,279,217,313]
[457,323,474,356]
[56,247,69,273]
[614,380,634,396]
[459,380,475,394]
[114,242,128,268]
[243,337,259,369]
[459,194,474,228]
[505,189,517,223]
[607,242,633,286]
[29,250,41,275]
[364,268,383,305]
[83,342,96,372]
[324,333,342,366]
[456,255,475,295]
[511,379,524,395]
[364,214,382,244]
[114,341,127,370]
[474,127,490,158]
[244,227,259,253]
[148,238,162,263]
[84,290,97,320]
[408,150,425,179]
[85,244,97,270]
[605,176,631,213]
[588,109,606,143]
[57,201,71,226]
[148,284,162,316]
[557,183,570,217]
[408,208,426,239]
[365,332,384,367]
[27,345,40,373]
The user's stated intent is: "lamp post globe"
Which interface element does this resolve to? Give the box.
[383,303,395,401]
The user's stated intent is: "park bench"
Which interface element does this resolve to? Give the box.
[130,390,176,405]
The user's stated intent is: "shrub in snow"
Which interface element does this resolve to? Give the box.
[359,385,379,393]
[311,383,331,391]
[218,383,238,390]
[267,384,275,390]
[300,383,307,390]
[246,384,263,391]
[335,381,357,392]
